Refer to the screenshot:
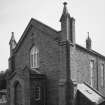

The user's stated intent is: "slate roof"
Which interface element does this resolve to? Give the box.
[77,83,105,104]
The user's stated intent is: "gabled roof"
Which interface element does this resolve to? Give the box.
[13,18,59,54]
[12,17,105,60]
[7,66,46,80]
[21,66,47,80]
[76,44,105,60]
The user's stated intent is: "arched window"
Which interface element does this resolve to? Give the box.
[30,46,39,69]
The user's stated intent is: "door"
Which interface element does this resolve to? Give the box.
[14,82,22,105]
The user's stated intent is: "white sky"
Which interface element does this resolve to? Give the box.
[0,0,105,70]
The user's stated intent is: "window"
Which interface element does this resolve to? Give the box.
[35,87,40,101]
[90,60,94,87]
[100,64,104,87]
[30,46,39,68]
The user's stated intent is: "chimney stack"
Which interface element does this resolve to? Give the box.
[86,32,92,49]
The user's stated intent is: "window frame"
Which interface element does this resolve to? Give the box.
[100,63,104,87]
[89,60,94,87]
[30,46,39,69]
[35,87,41,101]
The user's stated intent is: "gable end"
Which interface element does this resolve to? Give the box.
[14,18,59,54]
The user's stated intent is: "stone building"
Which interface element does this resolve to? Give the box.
[0,71,7,105]
[5,2,105,105]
